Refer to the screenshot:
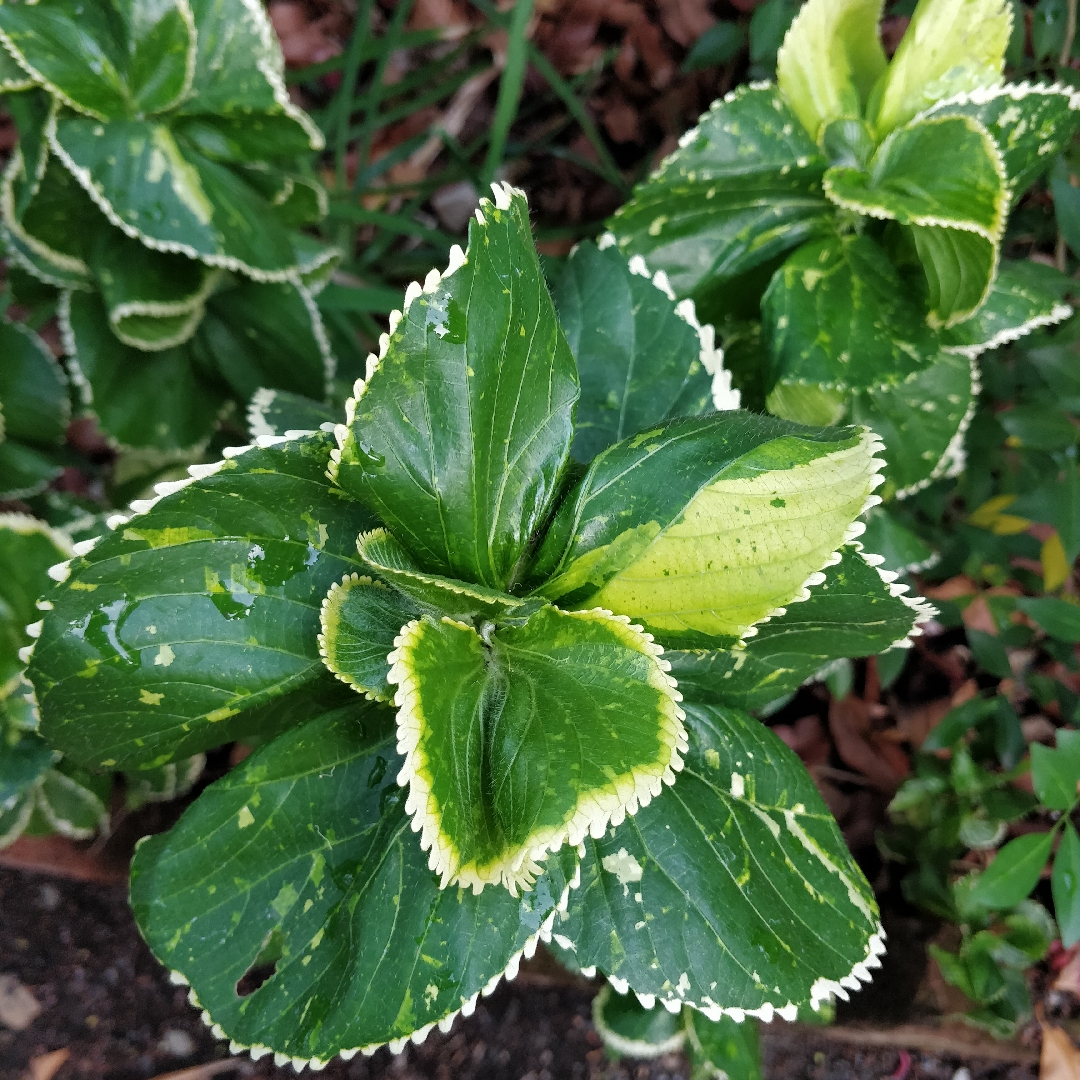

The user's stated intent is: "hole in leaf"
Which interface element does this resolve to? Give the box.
[235,927,284,997]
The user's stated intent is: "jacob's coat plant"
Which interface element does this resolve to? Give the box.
[607,0,1080,562]
[23,183,938,1066]
[0,0,337,457]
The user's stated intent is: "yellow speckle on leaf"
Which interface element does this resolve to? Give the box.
[154,644,175,667]
[139,689,164,705]
[205,706,240,723]
[237,806,254,828]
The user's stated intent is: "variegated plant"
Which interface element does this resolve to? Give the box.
[607,0,1080,558]
[0,0,337,456]
[0,512,203,849]
[26,184,933,1066]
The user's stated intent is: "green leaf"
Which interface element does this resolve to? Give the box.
[606,84,833,303]
[924,83,1080,193]
[124,753,205,810]
[131,706,579,1063]
[88,228,221,352]
[199,277,332,402]
[61,290,227,452]
[0,441,63,502]
[850,352,975,498]
[532,414,882,647]
[238,167,327,228]
[356,529,533,622]
[35,760,109,838]
[0,38,35,92]
[1053,821,1080,948]
[970,831,1054,909]
[0,733,54,813]
[684,1011,763,1080]
[6,89,54,217]
[172,0,323,154]
[1017,597,1080,642]
[0,513,74,683]
[776,0,887,144]
[49,114,318,280]
[0,0,194,119]
[1030,740,1080,810]
[318,573,420,702]
[557,703,883,1014]
[860,505,937,573]
[865,0,1013,138]
[591,985,686,1059]
[555,239,719,464]
[388,604,685,893]
[246,388,337,439]
[941,259,1073,357]
[332,185,578,591]
[762,233,939,395]
[0,318,69,447]
[682,22,746,72]
[824,114,1007,326]
[28,432,376,771]
[664,544,932,710]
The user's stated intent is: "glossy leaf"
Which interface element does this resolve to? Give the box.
[970,832,1055,909]
[860,506,937,574]
[61,291,227,452]
[356,529,533,622]
[333,185,578,591]
[131,706,578,1062]
[776,0,887,143]
[555,239,716,463]
[0,0,195,120]
[319,574,420,702]
[388,604,686,893]
[28,432,376,771]
[910,224,1000,330]
[556,703,883,1014]
[762,233,938,396]
[941,259,1073,356]
[850,352,975,497]
[0,40,34,92]
[592,985,686,1059]
[664,545,931,711]
[866,0,1012,138]
[1053,822,1080,948]
[533,414,880,647]
[606,84,833,302]
[924,82,1080,192]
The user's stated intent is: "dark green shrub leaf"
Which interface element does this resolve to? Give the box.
[1053,821,1080,948]
[1017,597,1080,642]
[387,604,686,893]
[607,84,833,303]
[246,388,337,439]
[860,506,937,574]
[28,432,375,771]
[556,703,883,1014]
[682,22,746,72]
[969,831,1055,909]
[131,706,579,1064]
[762,233,939,396]
[665,544,934,710]
[0,317,69,448]
[1030,739,1080,810]
[684,1010,763,1080]
[333,185,578,591]
[850,352,976,498]
[555,238,722,463]
[532,413,882,647]
[999,404,1078,451]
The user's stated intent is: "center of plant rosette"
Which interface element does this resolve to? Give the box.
[26,181,929,1065]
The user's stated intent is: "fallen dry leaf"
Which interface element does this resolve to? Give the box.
[1054,950,1080,995]
[23,1049,69,1080]
[1042,1024,1080,1080]
[655,0,715,46]
[923,575,979,601]
[0,974,42,1031]
[828,696,903,792]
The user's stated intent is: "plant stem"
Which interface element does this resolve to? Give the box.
[1061,0,1077,68]
[480,0,535,190]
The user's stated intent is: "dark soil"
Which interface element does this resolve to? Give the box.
[0,867,1038,1080]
